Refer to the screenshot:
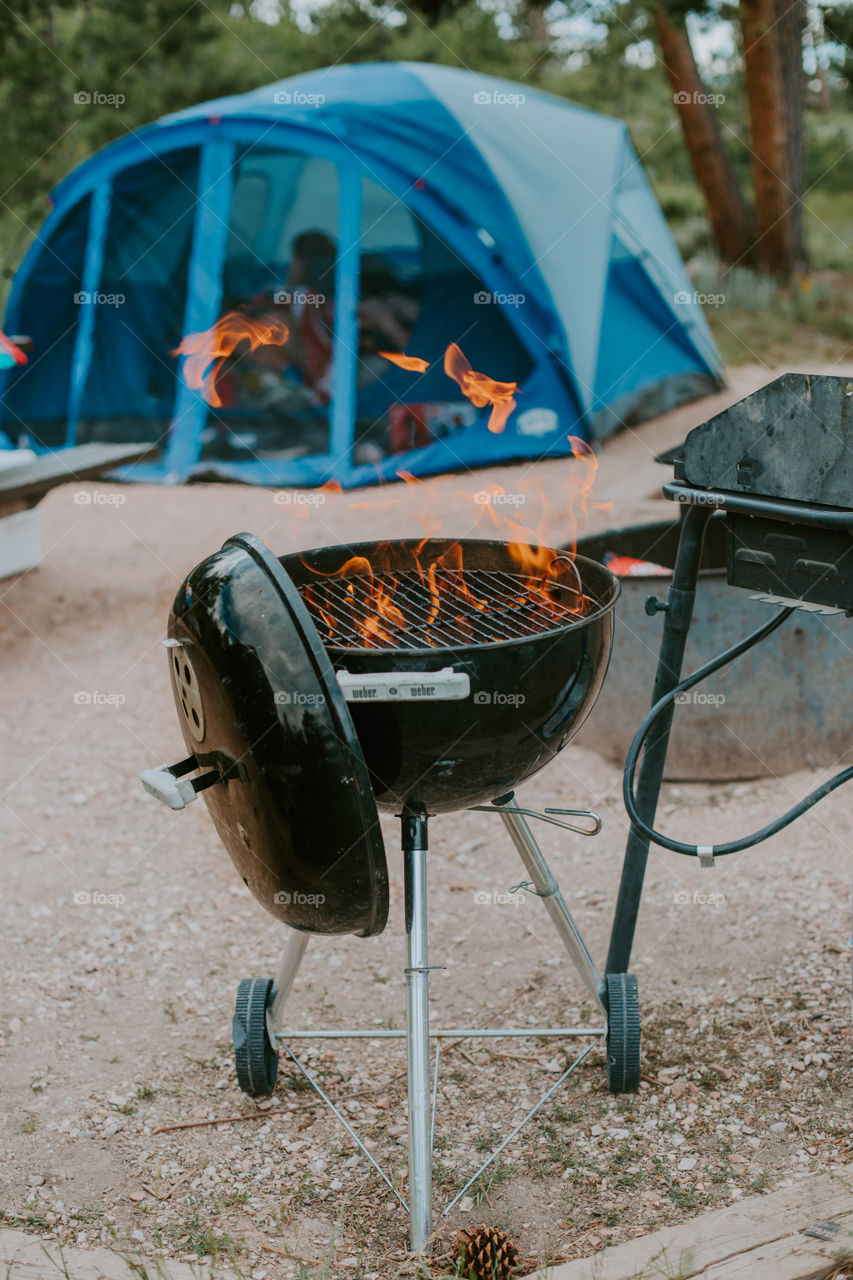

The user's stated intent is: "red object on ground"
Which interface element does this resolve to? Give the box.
[603,552,670,577]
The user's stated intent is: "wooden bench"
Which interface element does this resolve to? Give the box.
[535,1164,853,1280]
[0,443,153,519]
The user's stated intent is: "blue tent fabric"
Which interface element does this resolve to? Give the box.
[0,62,722,486]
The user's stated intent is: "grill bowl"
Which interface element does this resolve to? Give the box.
[282,538,619,813]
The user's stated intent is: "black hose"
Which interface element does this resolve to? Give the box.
[623,605,853,857]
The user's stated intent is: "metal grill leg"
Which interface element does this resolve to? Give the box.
[268,929,310,1037]
[496,800,607,1017]
[402,807,433,1253]
[606,503,715,975]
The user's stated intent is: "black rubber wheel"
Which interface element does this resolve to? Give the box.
[605,972,641,1093]
[233,977,278,1096]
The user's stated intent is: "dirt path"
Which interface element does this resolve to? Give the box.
[1,365,850,1278]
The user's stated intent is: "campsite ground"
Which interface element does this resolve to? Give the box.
[1,363,852,1279]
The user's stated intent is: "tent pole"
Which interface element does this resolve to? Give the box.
[65,180,112,447]
[329,163,362,478]
[166,137,235,479]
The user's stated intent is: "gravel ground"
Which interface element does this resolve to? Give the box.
[1,364,851,1279]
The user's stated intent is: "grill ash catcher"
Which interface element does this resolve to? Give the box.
[142,530,633,1251]
[608,372,853,977]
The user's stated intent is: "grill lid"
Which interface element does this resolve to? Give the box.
[679,373,853,507]
[166,532,388,937]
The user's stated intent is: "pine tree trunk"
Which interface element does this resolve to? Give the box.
[775,0,808,267]
[741,0,796,275]
[654,7,755,266]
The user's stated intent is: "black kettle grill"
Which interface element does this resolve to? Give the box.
[142,531,630,1251]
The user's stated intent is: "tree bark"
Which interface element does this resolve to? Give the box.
[741,0,796,275]
[654,7,755,267]
[775,0,808,267]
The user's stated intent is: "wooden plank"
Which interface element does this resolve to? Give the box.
[536,1166,853,1280]
[0,443,154,514]
[0,1227,238,1279]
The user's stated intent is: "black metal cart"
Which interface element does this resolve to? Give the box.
[606,372,853,976]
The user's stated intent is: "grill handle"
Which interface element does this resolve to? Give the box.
[335,667,470,703]
[141,757,224,810]
[469,803,602,837]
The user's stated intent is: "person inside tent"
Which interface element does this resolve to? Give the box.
[211,231,424,460]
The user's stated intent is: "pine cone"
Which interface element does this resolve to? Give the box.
[453,1223,519,1280]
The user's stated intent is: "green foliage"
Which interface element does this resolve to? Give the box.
[824,5,853,98]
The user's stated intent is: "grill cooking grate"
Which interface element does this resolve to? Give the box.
[299,567,587,651]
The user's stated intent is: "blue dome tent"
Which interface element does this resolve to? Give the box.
[0,62,722,487]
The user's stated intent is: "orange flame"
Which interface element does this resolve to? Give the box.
[379,351,430,373]
[173,311,290,407]
[443,343,517,433]
[380,344,517,432]
[461,437,599,611]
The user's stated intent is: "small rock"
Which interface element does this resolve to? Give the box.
[770,1121,787,1133]
[27,1175,45,1187]
[9,1018,22,1034]
[677,1158,696,1171]
[459,1195,474,1212]
[131,1230,144,1243]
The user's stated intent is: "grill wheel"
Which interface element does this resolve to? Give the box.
[605,972,641,1093]
[233,977,279,1096]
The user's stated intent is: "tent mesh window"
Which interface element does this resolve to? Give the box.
[77,147,200,450]
[198,149,339,465]
[2,195,92,449]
